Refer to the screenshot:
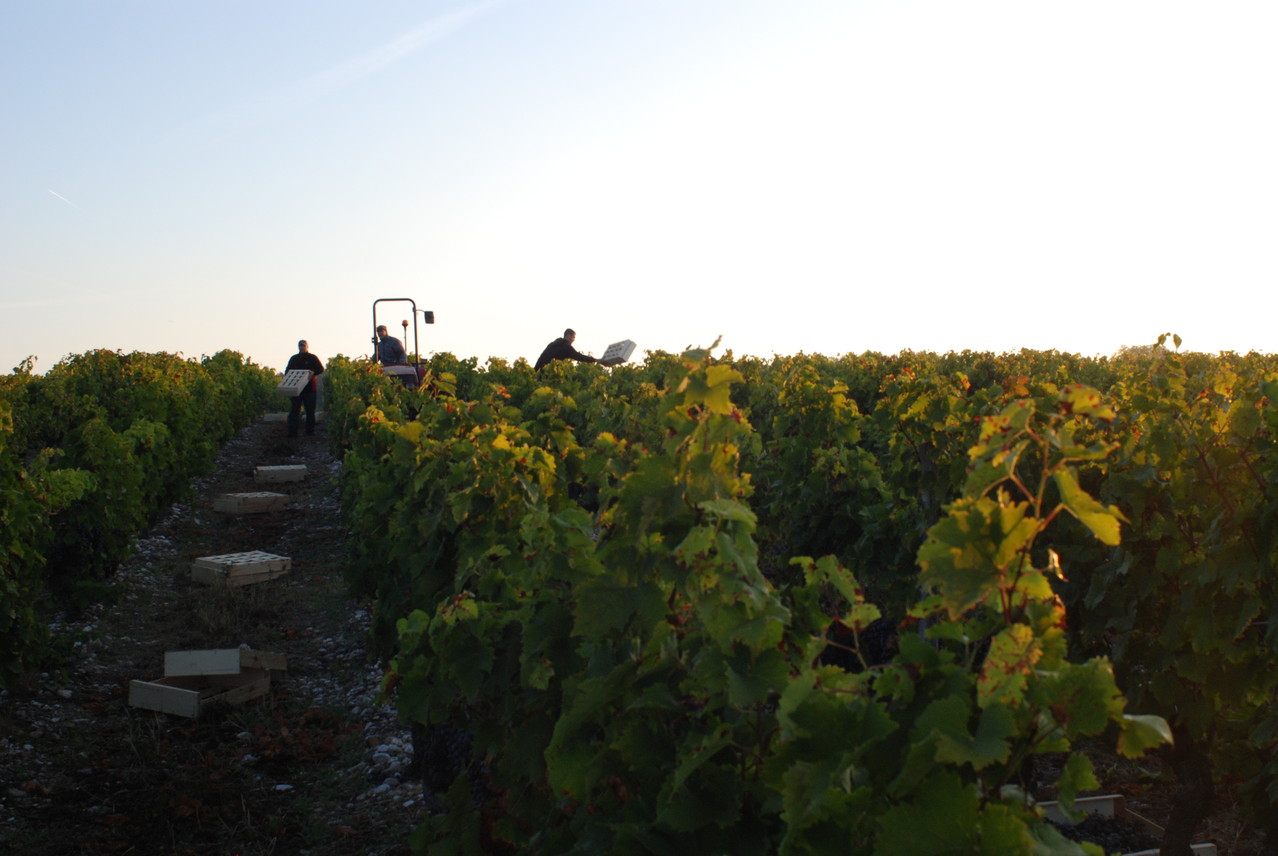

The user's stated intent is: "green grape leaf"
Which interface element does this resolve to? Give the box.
[1052,752,1100,812]
[1032,822,1102,855]
[780,760,869,836]
[40,467,94,508]
[977,625,1039,708]
[1013,568,1057,602]
[874,772,979,855]
[522,654,554,690]
[976,803,1035,855]
[965,438,1030,497]
[664,723,735,803]
[1060,385,1116,420]
[1052,467,1125,546]
[917,695,1016,770]
[657,763,742,831]
[547,732,600,800]
[1037,659,1124,738]
[887,736,938,800]
[698,497,757,525]
[918,495,1038,618]
[844,602,883,633]
[1228,397,1262,439]
[726,646,790,706]
[798,554,871,610]
[573,578,666,637]
[978,400,1036,444]
[1117,714,1173,758]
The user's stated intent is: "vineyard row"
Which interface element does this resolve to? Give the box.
[327,339,1278,855]
[0,349,278,688]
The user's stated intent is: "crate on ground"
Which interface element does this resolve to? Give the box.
[129,647,287,718]
[1039,794,1127,824]
[212,492,291,514]
[260,411,325,423]
[254,464,307,483]
[276,369,312,397]
[600,339,636,367]
[1039,794,1217,856]
[191,550,291,587]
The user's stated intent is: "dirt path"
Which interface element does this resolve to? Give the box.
[0,415,421,855]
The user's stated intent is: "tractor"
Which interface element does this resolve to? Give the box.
[372,297,435,389]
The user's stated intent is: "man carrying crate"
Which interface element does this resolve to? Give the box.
[534,328,599,371]
[285,339,324,437]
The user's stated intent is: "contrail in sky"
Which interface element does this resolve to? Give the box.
[318,0,504,88]
[47,189,82,210]
[164,0,505,148]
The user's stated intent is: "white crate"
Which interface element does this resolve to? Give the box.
[163,648,287,676]
[254,464,308,483]
[276,369,312,396]
[600,339,636,366]
[212,492,290,514]
[1039,795,1217,855]
[129,648,286,717]
[191,550,291,587]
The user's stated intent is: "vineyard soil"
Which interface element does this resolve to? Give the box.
[0,413,1265,854]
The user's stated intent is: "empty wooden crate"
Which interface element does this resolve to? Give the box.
[276,369,312,396]
[1038,795,1217,856]
[254,465,307,483]
[129,648,287,718]
[212,492,290,514]
[191,550,291,587]
[600,339,636,366]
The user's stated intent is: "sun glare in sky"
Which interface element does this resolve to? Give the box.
[2,1,1274,373]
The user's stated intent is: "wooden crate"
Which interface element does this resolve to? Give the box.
[276,369,312,396]
[191,550,291,587]
[164,648,287,675]
[253,464,307,483]
[1039,794,1217,855]
[129,648,287,718]
[212,492,290,514]
[1040,794,1126,823]
[600,339,636,367]
[260,411,324,423]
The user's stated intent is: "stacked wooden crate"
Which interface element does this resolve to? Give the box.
[129,648,287,717]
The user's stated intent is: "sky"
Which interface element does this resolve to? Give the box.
[2,0,1275,374]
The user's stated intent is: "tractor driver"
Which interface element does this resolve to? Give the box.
[375,325,407,365]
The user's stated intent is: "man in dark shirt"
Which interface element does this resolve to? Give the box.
[375,325,408,364]
[285,339,325,437]
[534,329,598,371]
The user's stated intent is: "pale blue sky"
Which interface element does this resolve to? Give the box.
[3,1,1275,373]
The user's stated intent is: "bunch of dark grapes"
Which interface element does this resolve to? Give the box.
[1048,814,1160,853]
[412,722,473,793]
[410,722,494,808]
